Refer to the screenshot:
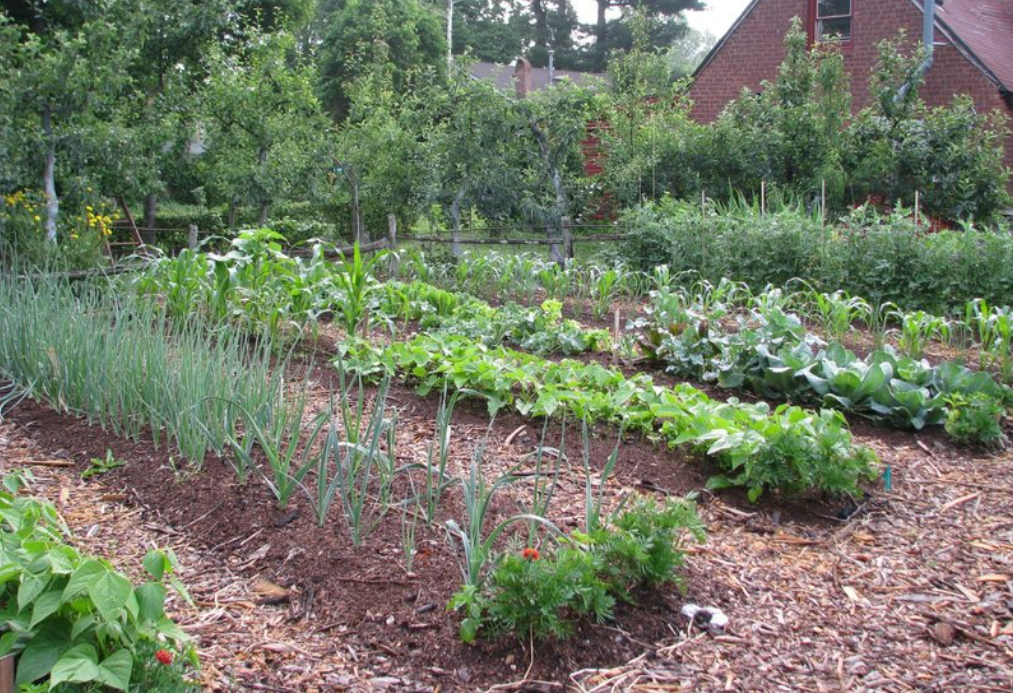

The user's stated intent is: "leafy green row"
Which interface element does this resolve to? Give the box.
[339,333,878,501]
[639,287,1011,439]
[378,279,611,356]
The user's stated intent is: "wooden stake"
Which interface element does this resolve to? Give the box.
[188,224,198,250]
[915,191,921,225]
[821,179,826,226]
[0,654,14,693]
[612,308,621,366]
[761,180,766,217]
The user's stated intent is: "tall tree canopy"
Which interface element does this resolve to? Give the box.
[316,0,446,120]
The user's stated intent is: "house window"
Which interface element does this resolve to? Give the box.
[814,0,852,41]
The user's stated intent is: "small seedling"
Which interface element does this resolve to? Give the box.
[82,450,126,479]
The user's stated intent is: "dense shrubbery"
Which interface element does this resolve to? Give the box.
[602,21,1010,223]
[621,201,1013,312]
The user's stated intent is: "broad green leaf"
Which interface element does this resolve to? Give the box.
[50,643,100,687]
[88,571,133,622]
[142,550,166,580]
[29,588,63,628]
[95,648,133,691]
[15,620,72,685]
[62,559,106,604]
[134,582,166,622]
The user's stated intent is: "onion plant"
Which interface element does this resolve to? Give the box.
[0,276,282,470]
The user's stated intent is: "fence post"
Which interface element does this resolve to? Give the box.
[188,224,198,251]
[562,215,573,263]
[387,214,399,275]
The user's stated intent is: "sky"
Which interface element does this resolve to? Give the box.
[570,0,753,39]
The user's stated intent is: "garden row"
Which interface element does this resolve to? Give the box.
[0,274,707,653]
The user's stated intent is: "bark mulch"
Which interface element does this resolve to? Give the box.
[2,380,1012,691]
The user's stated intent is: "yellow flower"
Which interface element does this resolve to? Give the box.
[86,206,94,212]
[70,233,79,239]
[33,215,40,222]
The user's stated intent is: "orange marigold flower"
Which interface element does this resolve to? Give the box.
[521,547,539,561]
[155,649,173,665]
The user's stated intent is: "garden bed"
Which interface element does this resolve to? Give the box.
[4,370,1011,690]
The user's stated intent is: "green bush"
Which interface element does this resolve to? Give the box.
[0,473,197,691]
[451,497,703,643]
[944,393,1007,449]
[621,201,1013,313]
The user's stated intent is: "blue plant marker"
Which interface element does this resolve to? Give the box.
[883,463,892,492]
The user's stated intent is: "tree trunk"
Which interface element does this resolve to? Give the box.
[351,177,367,244]
[531,0,549,63]
[142,192,157,246]
[594,0,610,71]
[228,197,238,230]
[528,118,568,266]
[259,201,270,226]
[41,105,59,244]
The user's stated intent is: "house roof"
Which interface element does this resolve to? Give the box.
[694,0,1013,100]
[931,0,1013,94]
[470,61,606,94]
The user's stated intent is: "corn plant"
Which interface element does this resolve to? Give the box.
[892,310,950,359]
[969,300,1013,382]
[333,243,388,336]
[808,290,872,344]
[867,300,898,351]
[591,268,622,320]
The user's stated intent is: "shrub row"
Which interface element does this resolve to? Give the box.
[620,201,1013,313]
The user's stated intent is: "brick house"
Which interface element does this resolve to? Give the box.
[689,0,1013,190]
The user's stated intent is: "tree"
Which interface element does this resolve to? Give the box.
[316,0,445,120]
[201,30,330,227]
[518,83,600,263]
[416,73,526,254]
[591,0,704,71]
[452,0,524,64]
[2,11,134,242]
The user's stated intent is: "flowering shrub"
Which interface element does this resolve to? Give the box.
[1,189,119,267]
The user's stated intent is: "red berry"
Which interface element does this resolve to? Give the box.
[521,547,539,561]
[155,649,173,665]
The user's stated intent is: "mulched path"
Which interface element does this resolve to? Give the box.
[2,304,1012,690]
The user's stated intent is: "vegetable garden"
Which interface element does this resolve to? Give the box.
[1,221,1012,690]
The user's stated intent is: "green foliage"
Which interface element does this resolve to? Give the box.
[944,393,1007,449]
[0,473,196,691]
[340,332,878,500]
[81,451,126,479]
[0,275,287,470]
[585,496,705,602]
[640,285,1010,436]
[450,496,703,643]
[316,0,446,120]
[621,201,1013,313]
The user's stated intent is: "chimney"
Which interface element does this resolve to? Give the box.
[514,58,532,99]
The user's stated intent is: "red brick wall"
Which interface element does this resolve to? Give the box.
[689,0,1013,191]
